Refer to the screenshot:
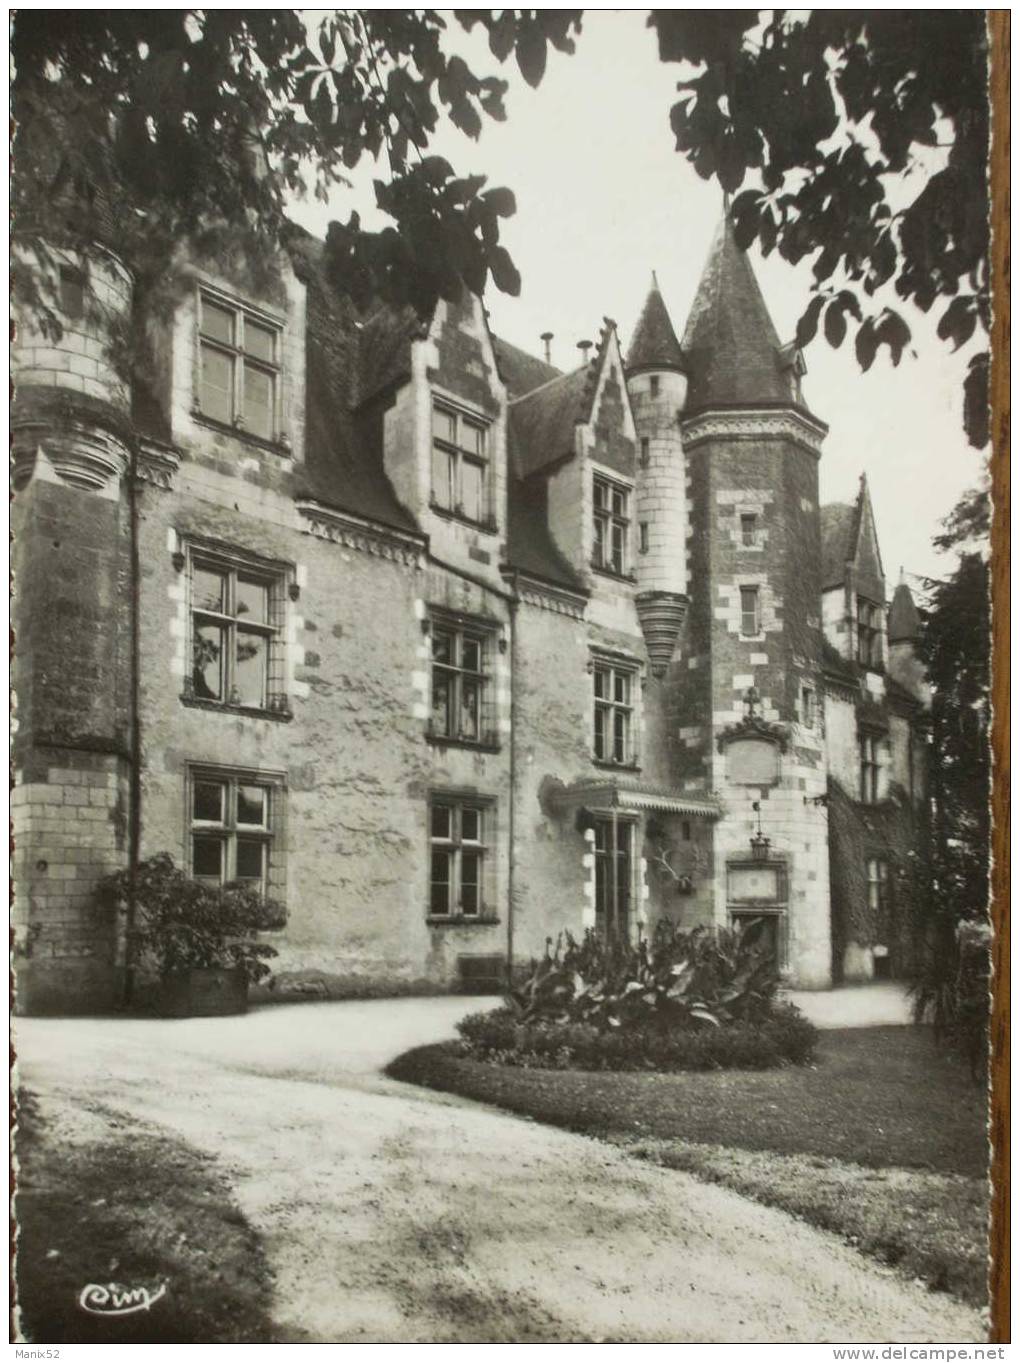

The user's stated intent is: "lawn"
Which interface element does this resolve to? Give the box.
[14,1090,278,1343]
[389,1024,989,1306]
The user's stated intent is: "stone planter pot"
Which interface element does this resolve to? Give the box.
[158,966,249,1018]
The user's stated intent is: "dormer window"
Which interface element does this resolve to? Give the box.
[198,291,281,443]
[857,597,883,668]
[431,401,491,527]
[593,475,631,576]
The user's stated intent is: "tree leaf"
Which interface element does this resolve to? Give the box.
[515,23,547,88]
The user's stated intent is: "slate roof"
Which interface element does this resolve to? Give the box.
[820,502,857,590]
[509,362,595,479]
[627,276,685,372]
[888,581,922,643]
[286,234,419,534]
[506,472,586,592]
[493,335,561,399]
[681,212,800,412]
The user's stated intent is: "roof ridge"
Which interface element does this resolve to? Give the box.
[508,360,591,407]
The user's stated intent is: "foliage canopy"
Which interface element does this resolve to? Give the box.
[649,10,991,446]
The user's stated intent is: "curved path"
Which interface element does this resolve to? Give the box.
[15,998,983,1343]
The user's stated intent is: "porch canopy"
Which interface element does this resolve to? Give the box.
[551,777,722,820]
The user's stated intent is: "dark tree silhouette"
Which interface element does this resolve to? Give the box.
[649,11,991,447]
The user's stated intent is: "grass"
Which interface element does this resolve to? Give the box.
[388,1024,989,1306]
[14,1090,278,1343]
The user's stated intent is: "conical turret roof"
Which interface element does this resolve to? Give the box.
[681,212,800,411]
[888,579,922,643]
[627,273,685,373]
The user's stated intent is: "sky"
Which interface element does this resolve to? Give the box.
[290,10,988,585]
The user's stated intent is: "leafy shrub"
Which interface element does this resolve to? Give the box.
[510,919,784,1031]
[95,853,287,985]
[457,921,817,1071]
[456,1002,817,1071]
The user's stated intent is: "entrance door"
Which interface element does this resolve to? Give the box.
[594,818,632,943]
[731,910,781,967]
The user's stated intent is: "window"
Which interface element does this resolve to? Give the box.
[740,513,758,547]
[681,820,692,842]
[593,661,635,764]
[867,857,890,917]
[639,436,650,466]
[429,619,494,746]
[739,586,761,637]
[186,548,288,712]
[801,685,816,729]
[431,402,490,525]
[649,375,660,398]
[429,798,489,917]
[593,475,631,575]
[594,819,633,941]
[198,291,281,442]
[857,597,883,667]
[59,265,85,319]
[189,769,279,896]
[639,522,649,554]
[859,733,881,803]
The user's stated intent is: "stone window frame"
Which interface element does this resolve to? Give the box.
[738,584,762,638]
[427,791,498,923]
[866,855,890,917]
[424,608,501,752]
[590,648,642,770]
[186,762,287,903]
[591,471,633,578]
[193,285,287,449]
[180,536,294,720]
[429,397,496,532]
[739,511,761,548]
[858,730,884,803]
[726,858,789,969]
[801,684,817,729]
[592,813,638,942]
[856,594,884,670]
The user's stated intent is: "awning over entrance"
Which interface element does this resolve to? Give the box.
[551,777,722,820]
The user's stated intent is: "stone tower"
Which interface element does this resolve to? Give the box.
[677,212,833,987]
[11,217,136,1012]
[626,275,690,676]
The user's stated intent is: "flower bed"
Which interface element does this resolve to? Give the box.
[456,922,818,1072]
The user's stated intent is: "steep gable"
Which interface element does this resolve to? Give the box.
[851,473,885,592]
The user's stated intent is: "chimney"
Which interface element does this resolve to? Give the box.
[540,331,553,364]
[577,340,593,363]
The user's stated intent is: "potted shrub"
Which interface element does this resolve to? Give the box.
[96,853,286,1016]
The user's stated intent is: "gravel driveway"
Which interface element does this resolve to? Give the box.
[14,998,983,1344]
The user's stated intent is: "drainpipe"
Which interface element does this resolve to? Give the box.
[506,572,518,990]
[122,435,142,1007]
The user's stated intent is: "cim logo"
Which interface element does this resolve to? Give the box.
[78,1281,167,1317]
